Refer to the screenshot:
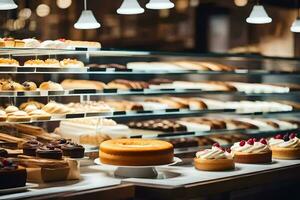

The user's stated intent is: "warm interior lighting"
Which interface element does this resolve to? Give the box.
[74,0,100,29]
[117,0,144,15]
[146,0,174,9]
[246,5,272,24]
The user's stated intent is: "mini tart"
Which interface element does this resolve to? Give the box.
[271,147,300,160]
[233,151,272,164]
[194,158,235,171]
[22,140,42,156]
[60,59,84,68]
[61,143,85,158]
[7,111,31,122]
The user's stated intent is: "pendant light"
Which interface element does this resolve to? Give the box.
[291,0,300,32]
[246,2,272,24]
[74,0,100,29]
[0,0,17,10]
[117,0,144,15]
[146,0,174,10]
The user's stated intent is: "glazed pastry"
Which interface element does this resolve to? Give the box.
[99,139,174,166]
[23,104,38,113]
[269,133,300,159]
[19,101,45,110]
[231,138,272,164]
[61,79,107,90]
[39,81,64,91]
[22,81,37,91]
[2,81,24,91]
[0,158,27,189]
[0,58,19,66]
[194,143,234,171]
[42,101,72,114]
[24,59,45,67]
[61,142,85,158]
[0,110,7,122]
[7,110,31,122]
[28,109,51,120]
[60,59,84,68]
[22,140,42,156]
[36,144,63,160]
[5,105,19,115]
[44,59,60,67]
[22,38,41,48]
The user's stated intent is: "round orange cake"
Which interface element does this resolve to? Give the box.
[99,139,174,166]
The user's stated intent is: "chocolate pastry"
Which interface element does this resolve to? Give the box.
[128,119,187,132]
[49,138,70,149]
[88,63,127,70]
[61,142,85,158]
[22,81,37,91]
[0,149,8,157]
[22,140,42,156]
[36,144,63,160]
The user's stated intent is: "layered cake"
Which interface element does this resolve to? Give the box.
[269,133,300,159]
[99,139,174,166]
[0,158,27,189]
[231,138,272,164]
[194,143,234,171]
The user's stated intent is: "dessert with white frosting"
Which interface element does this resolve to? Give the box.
[194,143,235,171]
[7,110,31,122]
[269,133,300,159]
[28,109,51,121]
[231,138,272,163]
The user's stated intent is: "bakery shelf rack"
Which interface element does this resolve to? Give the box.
[1,89,300,98]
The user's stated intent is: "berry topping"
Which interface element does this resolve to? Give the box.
[2,159,9,166]
[226,148,231,153]
[289,133,297,139]
[239,140,246,146]
[275,134,283,139]
[283,134,290,142]
[247,138,254,145]
[260,138,267,145]
[213,143,220,148]
[58,38,66,42]
[253,138,258,142]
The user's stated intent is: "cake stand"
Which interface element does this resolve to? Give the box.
[94,157,182,178]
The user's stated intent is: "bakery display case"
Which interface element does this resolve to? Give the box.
[0,45,300,199]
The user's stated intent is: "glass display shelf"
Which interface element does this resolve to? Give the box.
[0,66,300,76]
[2,109,300,125]
[1,89,300,98]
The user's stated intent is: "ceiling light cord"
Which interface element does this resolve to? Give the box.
[84,0,87,10]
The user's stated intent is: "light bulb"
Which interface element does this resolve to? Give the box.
[146,0,174,9]
[117,0,144,15]
[0,0,17,10]
[246,5,272,24]
[74,10,100,29]
[291,18,300,32]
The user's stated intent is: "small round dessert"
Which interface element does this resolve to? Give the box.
[269,133,300,160]
[231,138,272,164]
[2,81,24,91]
[61,142,85,158]
[22,140,42,156]
[0,149,8,157]
[39,81,63,91]
[36,144,63,160]
[99,139,174,166]
[194,143,234,171]
[22,81,37,91]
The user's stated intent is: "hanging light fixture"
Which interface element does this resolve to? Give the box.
[246,2,272,24]
[74,0,100,29]
[291,0,300,32]
[146,0,174,9]
[117,0,144,15]
[0,0,17,10]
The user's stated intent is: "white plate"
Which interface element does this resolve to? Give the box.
[0,186,28,194]
[94,157,182,168]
